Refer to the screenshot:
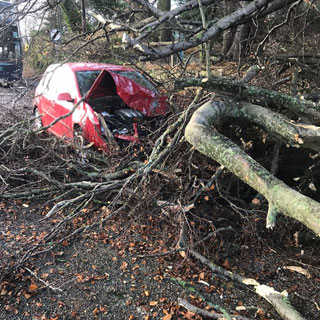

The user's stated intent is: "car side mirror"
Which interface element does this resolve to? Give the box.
[57,92,74,103]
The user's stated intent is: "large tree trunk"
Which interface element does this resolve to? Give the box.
[185,99,320,236]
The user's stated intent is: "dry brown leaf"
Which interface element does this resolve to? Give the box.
[29,282,38,292]
[222,259,230,269]
[24,292,32,299]
[120,261,128,271]
[251,198,260,205]
[61,240,68,246]
[162,314,172,320]
[0,288,7,296]
[92,307,100,315]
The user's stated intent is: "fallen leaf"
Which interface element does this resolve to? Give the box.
[222,259,230,269]
[251,198,260,205]
[24,292,32,299]
[162,314,172,320]
[29,283,38,292]
[76,274,84,283]
[236,306,247,311]
[283,266,311,278]
[0,288,7,296]
[92,307,100,315]
[149,301,158,306]
[256,308,265,316]
[120,261,128,271]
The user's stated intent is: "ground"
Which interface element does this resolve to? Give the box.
[0,84,320,320]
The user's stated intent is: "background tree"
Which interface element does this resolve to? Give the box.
[157,0,171,42]
[60,0,82,33]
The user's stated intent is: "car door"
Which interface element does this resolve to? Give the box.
[37,67,57,128]
[49,66,77,138]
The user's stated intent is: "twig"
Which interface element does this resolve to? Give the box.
[178,298,250,320]
[192,165,224,202]
[25,267,63,292]
[189,249,305,320]
[170,277,233,319]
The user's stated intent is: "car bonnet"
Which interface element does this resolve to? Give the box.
[85,69,167,117]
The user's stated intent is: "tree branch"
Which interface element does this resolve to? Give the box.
[185,99,320,235]
[124,0,295,60]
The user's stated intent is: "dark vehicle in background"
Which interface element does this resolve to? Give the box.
[0,1,22,83]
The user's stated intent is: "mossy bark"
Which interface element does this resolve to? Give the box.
[185,100,320,235]
[176,77,320,121]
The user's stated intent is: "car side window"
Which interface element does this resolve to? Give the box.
[38,69,54,96]
[55,68,76,99]
[38,67,59,98]
[39,66,74,100]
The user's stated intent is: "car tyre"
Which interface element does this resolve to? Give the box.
[33,107,43,130]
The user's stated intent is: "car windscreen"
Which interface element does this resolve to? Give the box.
[76,70,101,96]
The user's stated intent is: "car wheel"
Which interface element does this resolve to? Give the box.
[33,107,43,130]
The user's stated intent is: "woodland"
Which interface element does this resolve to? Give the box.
[1,0,320,319]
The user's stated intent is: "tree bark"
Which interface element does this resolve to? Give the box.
[157,0,171,42]
[185,100,320,235]
[176,76,320,121]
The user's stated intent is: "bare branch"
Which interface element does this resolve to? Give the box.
[124,0,291,60]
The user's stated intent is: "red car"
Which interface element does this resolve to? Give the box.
[33,62,167,152]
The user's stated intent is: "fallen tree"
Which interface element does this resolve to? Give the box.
[185,98,320,235]
[176,76,320,122]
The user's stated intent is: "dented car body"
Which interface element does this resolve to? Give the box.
[33,62,167,152]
